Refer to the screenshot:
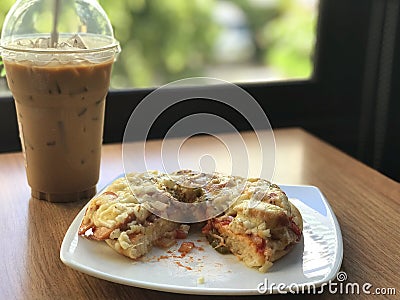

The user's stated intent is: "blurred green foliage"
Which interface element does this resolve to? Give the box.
[262,0,317,78]
[0,0,13,21]
[230,0,316,78]
[0,0,13,78]
[98,0,219,88]
[0,0,317,88]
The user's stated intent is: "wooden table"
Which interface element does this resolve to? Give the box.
[0,128,399,299]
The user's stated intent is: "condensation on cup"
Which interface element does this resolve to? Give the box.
[0,0,120,202]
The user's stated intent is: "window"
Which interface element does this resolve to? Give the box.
[99,0,319,88]
[0,0,319,90]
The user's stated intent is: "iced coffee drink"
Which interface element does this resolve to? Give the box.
[4,46,113,201]
[1,0,120,202]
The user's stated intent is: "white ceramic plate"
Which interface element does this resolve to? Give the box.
[60,184,343,295]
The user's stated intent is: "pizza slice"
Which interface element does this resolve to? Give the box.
[78,171,188,259]
[202,178,303,272]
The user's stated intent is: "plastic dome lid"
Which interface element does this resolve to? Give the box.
[0,0,119,53]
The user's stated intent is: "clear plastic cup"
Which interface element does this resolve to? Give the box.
[0,0,120,202]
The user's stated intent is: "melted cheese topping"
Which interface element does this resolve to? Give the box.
[89,171,292,230]
[229,201,283,239]
[90,175,151,228]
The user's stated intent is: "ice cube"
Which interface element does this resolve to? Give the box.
[65,34,87,49]
[56,42,71,49]
[34,37,52,48]
[16,39,34,48]
[13,34,88,50]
